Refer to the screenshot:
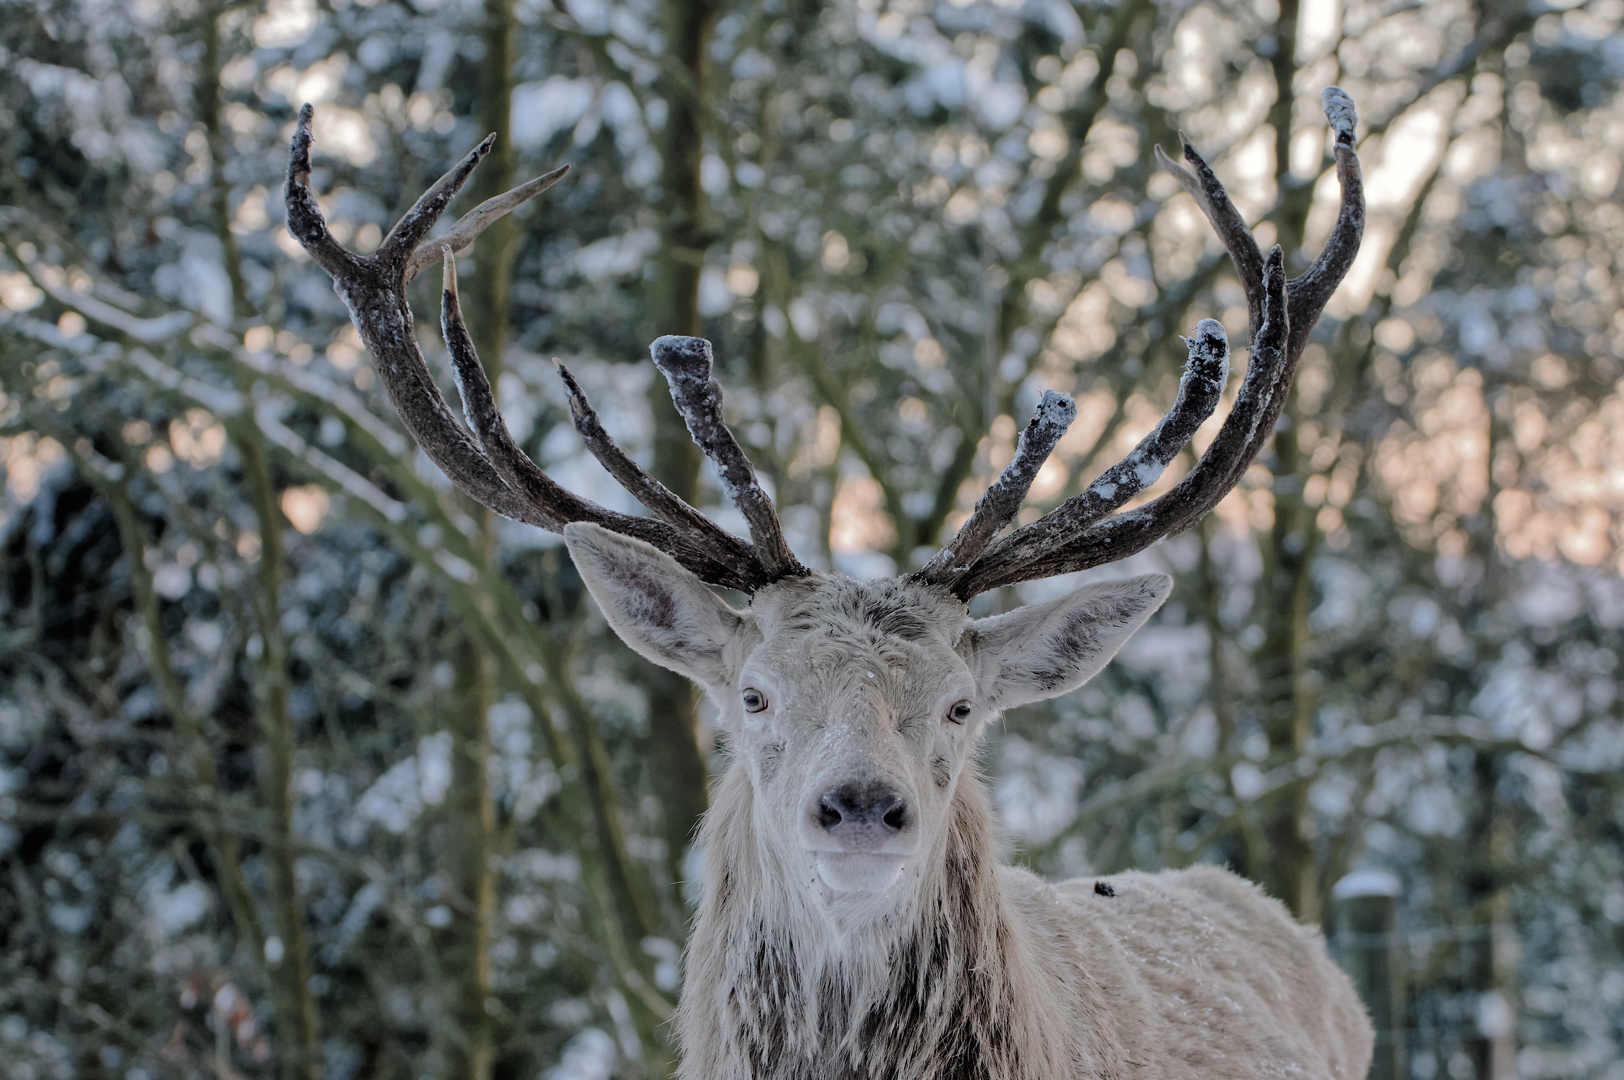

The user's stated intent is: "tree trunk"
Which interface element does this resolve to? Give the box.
[1465,397,1518,1080]
[240,434,325,1080]
[642,0,720,914]
[439,5,516,1075]
[197,7,323,1073]
[441,634,497,1080]
[1253,425,1319,921]
[1245,0,1324,923]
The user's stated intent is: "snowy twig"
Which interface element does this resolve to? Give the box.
[253,399,410,525]
[199,324,409,458]
[14,256,193,344]
[123,347,245,415]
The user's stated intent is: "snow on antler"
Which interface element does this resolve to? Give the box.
[282,105,770,592]
[936,89,1364,598]
[285,85,1362,602]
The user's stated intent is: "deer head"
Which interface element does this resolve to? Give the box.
[567,521,1172,897]
[283,89,1363,907]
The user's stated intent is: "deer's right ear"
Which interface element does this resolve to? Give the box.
[967,573,1171,710]
[564,523,744,691]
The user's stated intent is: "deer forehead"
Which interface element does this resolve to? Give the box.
[741,575,974,697]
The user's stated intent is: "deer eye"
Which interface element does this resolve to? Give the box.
[742,688,768,713]
[946,700,973,725]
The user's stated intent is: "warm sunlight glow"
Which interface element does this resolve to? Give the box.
[830,473,895,554]
[279,485,331,535]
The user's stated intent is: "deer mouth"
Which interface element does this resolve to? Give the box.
[812,851,908,893]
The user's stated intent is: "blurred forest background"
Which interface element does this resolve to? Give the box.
[1,0,1622,1077]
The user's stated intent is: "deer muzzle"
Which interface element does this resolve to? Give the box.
[803,779,917,893]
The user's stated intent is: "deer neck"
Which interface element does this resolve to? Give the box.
[678,765,1069,1080]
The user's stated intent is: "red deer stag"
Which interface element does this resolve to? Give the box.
[284,85,1369,1079]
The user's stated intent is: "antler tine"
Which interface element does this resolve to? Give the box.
[915,390,1076,589]
[650,336,808,581]
[939,319,1231,591]
[1221,88,1363,475]
[956,249,1290,595]
[1154,88,1364,370]
[403,164,570,283]
[1153,136,1267,338]
[1284,87,1365,363]
[949,87,1364,598]
[374,131,496,270]
[282,106,771,593]
[284,104,365,281]
[553,357,750,549]
[438,247,590,530]
[436,250,767,591]
[285,105,540,524]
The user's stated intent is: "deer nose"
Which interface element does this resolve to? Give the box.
[817,785,910,836]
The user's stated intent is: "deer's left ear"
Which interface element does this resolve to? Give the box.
[967,573,1171,709]
[564,522,744,692]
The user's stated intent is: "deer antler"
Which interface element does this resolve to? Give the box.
[283,104,794,593]
[920,86,1365,599]
[286,87,1360,602]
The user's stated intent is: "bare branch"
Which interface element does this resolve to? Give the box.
[403,164,571,283]
[916,390,1075,588]
[650,335,806,580]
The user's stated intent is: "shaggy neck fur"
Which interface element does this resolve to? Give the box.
[677,764,1104,1080]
